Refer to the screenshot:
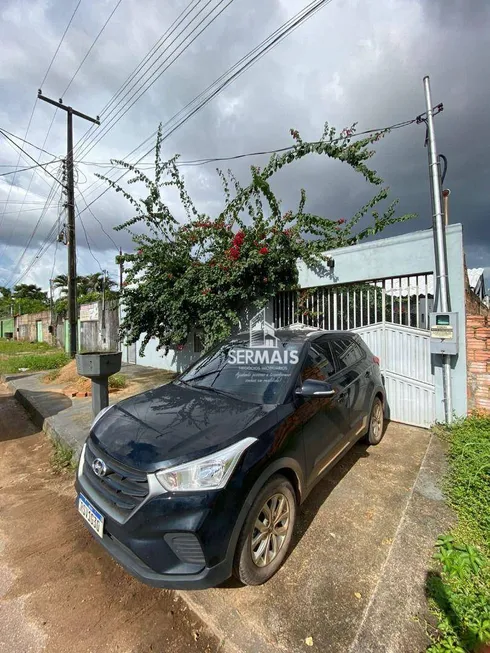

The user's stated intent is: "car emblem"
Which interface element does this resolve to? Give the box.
[92,458,108,477]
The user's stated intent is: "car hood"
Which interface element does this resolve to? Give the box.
[91,381,276,472]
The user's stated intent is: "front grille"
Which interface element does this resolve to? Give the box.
[83,438,149,516]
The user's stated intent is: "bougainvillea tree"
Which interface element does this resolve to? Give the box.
[97,123,413,354]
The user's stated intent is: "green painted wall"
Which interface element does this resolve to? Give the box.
[0,318,14,337]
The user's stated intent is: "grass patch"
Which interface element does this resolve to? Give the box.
[109,373,127,390]
[50,439,76,474]
[0,351,70,374]
[0,338,56,355]
[427,415,490,652]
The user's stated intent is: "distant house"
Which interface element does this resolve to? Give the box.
[467,268,486,301]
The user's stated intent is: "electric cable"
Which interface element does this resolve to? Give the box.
[75,0,234,161]
[74,0,336,205]
[0,0,81,233]
[72,0,203,154]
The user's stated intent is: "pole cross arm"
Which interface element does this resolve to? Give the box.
[38,92,100,125]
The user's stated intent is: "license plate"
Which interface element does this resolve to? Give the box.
[78,493,104,538]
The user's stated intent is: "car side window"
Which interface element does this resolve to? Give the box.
[300,344,335,382]
[330,337,364,372]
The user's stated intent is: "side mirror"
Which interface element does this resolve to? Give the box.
[296,379,335,398]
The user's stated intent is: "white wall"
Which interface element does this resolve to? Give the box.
[297,224,467,421]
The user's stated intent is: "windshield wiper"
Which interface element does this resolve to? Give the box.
[191,384,236,399]
[180,368,225,385]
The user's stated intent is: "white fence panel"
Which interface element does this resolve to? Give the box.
[354,323,435,428]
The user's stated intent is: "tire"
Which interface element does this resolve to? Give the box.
[233,474,296,586]
[365,396,385,445]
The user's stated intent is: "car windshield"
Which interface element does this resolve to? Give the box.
[178,338,302,405]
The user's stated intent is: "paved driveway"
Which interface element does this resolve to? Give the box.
[183,421,451,653]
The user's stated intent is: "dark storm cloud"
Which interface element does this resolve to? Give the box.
[0,0,489,289]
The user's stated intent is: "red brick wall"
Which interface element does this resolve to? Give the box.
[466,314,490,413]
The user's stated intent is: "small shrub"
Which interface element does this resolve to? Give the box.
[50,439,76,473]
[109,373,127,390]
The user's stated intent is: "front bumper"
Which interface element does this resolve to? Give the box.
[83,524,232,589]
[75,443,247,589]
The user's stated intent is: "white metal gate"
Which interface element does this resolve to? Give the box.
[274,274,436,428]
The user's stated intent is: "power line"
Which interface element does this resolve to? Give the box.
[75,0,234,161]
[3,166,64,287]
[0,1,80,235]
[7,215,62,288]
[75,0,337,207]
[0,130,64,186]
[77,186,120,250]
[72,0,203,155]
[0,128,58,157]
[0,159,62,176]
[50,236,60,281]
[7,113,421,287]
[61,0,124,97]
[0,207,60,215]
[77,207,105,272]
[41,0,82,87]
[76,119,416,170]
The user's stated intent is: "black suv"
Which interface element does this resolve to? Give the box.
[76,328,385,588]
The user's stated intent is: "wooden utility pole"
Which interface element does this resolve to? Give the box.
[38,91,100,357]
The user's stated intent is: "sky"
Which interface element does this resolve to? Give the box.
[0,0,489,294]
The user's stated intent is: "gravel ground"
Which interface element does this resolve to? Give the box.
[0,383,220,653]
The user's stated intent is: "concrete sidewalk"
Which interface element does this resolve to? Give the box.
[1,363,172,457]
[3,367,452,653]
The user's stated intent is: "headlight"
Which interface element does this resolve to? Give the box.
[155,437,256,492]
[91,405,111,430]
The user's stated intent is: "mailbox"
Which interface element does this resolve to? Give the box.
[429,312,459,355]
[76,352,122,417]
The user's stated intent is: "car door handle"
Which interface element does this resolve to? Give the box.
[338,391,348,404]
[365,370,371,377]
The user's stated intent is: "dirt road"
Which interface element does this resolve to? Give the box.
[0,384,219,653]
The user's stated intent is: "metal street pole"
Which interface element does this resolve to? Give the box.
[423,75,453,424]
[119,248,123,292]
[38,91,100,357]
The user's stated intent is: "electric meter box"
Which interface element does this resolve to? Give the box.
[429,312,459,355]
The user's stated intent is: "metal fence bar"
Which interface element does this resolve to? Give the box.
[407,277,411,327]
[399,278,403,325]
[333,292,338,330]
[346,290,350,329]
[415,276,420,328]
[322,288,325,329]
[381,282,386,325]
[425,274,429,328]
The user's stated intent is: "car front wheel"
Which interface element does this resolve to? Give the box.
[365,396,385,445]
[233,474,296,586]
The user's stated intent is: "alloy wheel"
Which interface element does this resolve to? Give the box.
[371,400,383,439]
[251,492,291,568]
